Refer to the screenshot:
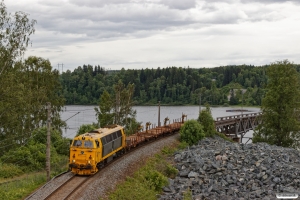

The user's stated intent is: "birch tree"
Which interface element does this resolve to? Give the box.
[253,60,300,148]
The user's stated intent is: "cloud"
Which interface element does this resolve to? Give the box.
[70,0,197,10]
[29,1,197,43]
[159,0,197,10]
[240,0,300,4]
[69,0,131,7]
[4,0,300,70]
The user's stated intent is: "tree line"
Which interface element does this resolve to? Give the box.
[2,0,300,181]
[60,64,279,106]
[0,1,67,176]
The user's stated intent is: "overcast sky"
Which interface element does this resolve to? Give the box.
[5,0,300,71]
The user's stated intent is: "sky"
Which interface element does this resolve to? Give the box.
[5,0,300,71]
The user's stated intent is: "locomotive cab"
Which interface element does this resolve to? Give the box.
[69,135,100,175]
[69,125,126,175]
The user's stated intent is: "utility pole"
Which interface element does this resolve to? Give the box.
[241,92,244,116]
[57,63,64,74]
[46,102,51,181]
[199,93,202,114]
[158,101,161,127]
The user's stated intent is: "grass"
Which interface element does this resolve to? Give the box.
[183,188,192,200]
[0,131,231,200]
[107,143,179,200]
[107,132,233,200]
[214,131,234,143]
[0,172,46,200]
[0,155,69,200]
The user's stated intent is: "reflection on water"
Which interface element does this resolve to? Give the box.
[61,105,261,143]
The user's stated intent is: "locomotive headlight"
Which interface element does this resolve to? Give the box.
[73,160,75,163]
[88,160,91,164]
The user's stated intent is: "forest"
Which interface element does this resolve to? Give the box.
[60,64,294,106]
[2,1,300,198]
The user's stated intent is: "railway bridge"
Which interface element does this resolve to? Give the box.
[214,112,262,143]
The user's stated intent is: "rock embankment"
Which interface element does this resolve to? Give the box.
[159,136,300,200]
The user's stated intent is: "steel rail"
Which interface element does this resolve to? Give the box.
[39,123,182,200]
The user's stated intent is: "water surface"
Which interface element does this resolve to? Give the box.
[61,105,260,143]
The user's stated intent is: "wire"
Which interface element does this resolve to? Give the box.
[0,128,74,166]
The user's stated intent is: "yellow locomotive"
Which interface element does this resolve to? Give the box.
[69,125,126,175]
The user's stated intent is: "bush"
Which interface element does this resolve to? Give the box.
[144,169,168,191]
[0,137,66,172]
[0,163,23,178]
[164,164,178,179]
[0,144,46,171]
[76,124,97,136]
[30,127,70,156]
[180,120,205,145]
[198,104,216,137]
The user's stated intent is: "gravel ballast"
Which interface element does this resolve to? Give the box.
[159,136,300,200]
[75,133,180,200]
[25,172,74,200]
[26,133,180,200]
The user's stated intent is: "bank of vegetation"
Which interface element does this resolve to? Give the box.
[59,63,300,107]
[1,0,300,199]
[0,2,69,199]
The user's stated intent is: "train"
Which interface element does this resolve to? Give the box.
[69,115,186,175]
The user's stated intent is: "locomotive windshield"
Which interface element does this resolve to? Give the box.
[73,140,82,147]
[84,140,93,148]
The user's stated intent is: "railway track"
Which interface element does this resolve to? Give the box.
[31,131,179,200]
[44,175,88,200]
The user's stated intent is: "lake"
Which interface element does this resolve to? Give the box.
[60,105,261,143]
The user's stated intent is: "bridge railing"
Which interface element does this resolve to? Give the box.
[215,112,262,122]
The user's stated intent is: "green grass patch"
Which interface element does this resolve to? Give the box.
[0,172,46,200]
[214,132,234,143]
[161,146,177,155]
[0,155,69,200]
[108,144,179,200]
[183,188,192,200]
[178,141,189,150]
[108,131,233,200]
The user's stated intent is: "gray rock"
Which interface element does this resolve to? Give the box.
[188,171,199,178]
[273,177,281,183]
[159,136,300,200]
[179,170,189,177]
[163,186,172,193]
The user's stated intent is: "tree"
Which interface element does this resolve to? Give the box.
[76,124,97,136]
[0,0,36,76]
[95,90,114,127]
[94,80,139,133]
[253,60,300,147]
[180,120,205,145]
[198,104,216,137]
[0,57,65,156]
[113,80,137,128]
